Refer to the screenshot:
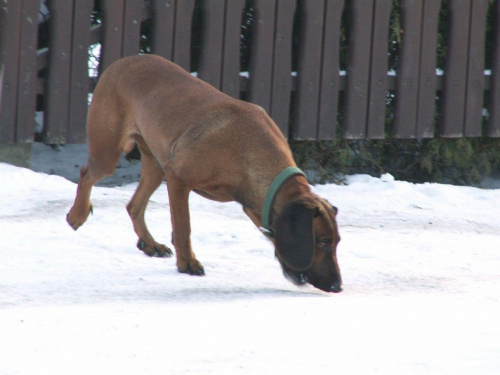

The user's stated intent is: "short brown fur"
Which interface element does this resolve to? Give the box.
[67,55,342,292]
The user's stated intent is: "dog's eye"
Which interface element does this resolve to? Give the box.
[317,239,333,252]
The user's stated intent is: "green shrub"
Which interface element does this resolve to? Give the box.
[291,138,500,185]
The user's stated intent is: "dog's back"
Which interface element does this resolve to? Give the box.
[88,55,294,195]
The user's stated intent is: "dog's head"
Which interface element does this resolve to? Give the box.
[272,195,342,293]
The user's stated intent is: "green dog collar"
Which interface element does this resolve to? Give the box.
[260,166,306,238]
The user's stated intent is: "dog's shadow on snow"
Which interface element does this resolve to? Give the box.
[102,284,329,304]
[1,286,326,309]
[159,287,327,301]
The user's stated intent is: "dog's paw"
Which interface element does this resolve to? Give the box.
[66,204,93,230]
[137,239,173,258]
[177,259,205,276]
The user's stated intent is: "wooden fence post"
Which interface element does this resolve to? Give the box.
[221,0,245,98]
[68,0,94,143]
[0,0,22,143]
[122,0,143,57]
[464,0,488,137]
[416,0,441,138]
[198,0,226,90]
[343,0,390,139]
[151,0,176,60]
[317,0,344,140]
[294,0,326,140]
[366,0,391,139]
[247,0,277,113]
[442,0,488,137]
[45,0,74,144]
[16,0,39,143]
[489,0,500,137]
[0,7,2,110]
[269,0,296,137]
[0,0,38,144]
[0,64,3,111]
[441,0,471,137]
[100,0,125,74]
[393,0,440,138]
[343,0,373,139]
[173,0,195,71]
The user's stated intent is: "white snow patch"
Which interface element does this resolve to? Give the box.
[1,163,500,374]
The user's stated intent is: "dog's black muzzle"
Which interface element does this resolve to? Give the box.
[282,267,343,293]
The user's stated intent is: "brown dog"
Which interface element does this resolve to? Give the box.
[66,54,342,293]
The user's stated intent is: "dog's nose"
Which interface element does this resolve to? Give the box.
[330,282,343,293]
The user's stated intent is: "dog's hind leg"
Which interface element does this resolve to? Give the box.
[127,138,173,258]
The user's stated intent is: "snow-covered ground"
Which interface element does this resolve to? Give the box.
[1,162,499,374]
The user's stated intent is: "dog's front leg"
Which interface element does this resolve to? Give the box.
[166,171,205,276]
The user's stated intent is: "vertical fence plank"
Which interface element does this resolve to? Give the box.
[16,0,39,143]
[0,64,3,110]
[198,0,226,89]
[366,0,391,139]
[173,0,195,71]
[151,0,176,60]
[343,0,374,139]
[392,0,424,138]
[247,0,276,112]
[45,0,74,144]
[100,0,125,74]
[441,0,471,138]
[393,0,423,138]
[294,0,325,140]
[0,3,1,112]
[464,0,488,137]
[270,0,296,137]
[68,0,94,143]
[489,0,500,137]
[0,0,22,143]
[416,0,440,138]
[122,0,143,57]
[317,0,344,140]
[221,0,245,98]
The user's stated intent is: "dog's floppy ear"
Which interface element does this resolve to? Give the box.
[273,200,316,271]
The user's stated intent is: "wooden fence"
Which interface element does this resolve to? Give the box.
[1,0,500,145]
